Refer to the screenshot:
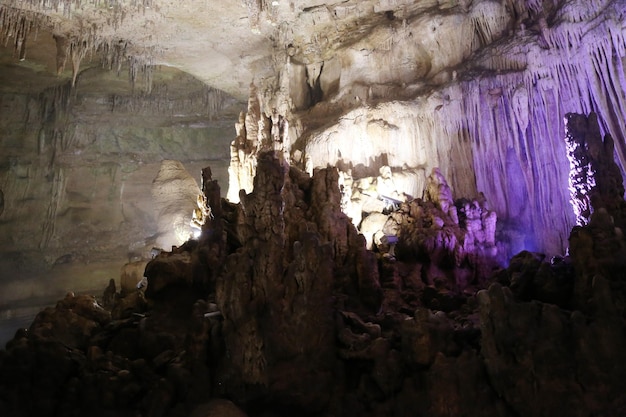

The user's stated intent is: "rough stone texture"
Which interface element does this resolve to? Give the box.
[473,115,626,416]
[222,0,626,257]
[389,169,499,291]
[1,0,626,261]
[478,280,626,417]
[1,0,626,415]
[144,250,194,299]
[151,160,202,250]
[569,209,626,310]
[120,260,148,296]
[2,146,626,416]
[563,113,626,310]
[1,2,626,334]
[217,153,350,409]
[0,64,239,318]
[565,112,626,228]
[28,292,111,349]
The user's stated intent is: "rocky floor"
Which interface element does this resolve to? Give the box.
[0,260,125,347]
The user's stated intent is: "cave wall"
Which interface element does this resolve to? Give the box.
[3,0,622,260]
[255,0,626,257]
[0,65,238,300]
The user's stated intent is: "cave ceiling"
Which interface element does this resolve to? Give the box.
[0,0,359,99]
[1,0,626,257]
[0,0,528,99]
[3,1,623,107]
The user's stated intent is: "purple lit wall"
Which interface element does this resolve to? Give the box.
[452,23,626,255]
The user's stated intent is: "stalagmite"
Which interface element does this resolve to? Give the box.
[4,0,622,257]
[3,2,626,417]
[564,112,626,229]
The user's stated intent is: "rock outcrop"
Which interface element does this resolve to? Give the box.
[1,0,626,414]
[565,112,626,229]
[3,127,626,416]
[224,0,626,258]
[479,281,626,417]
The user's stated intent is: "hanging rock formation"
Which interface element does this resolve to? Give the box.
[1,0,626,281]
[222,0,626,257]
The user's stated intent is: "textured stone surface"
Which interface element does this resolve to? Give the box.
[478,280,626,417]
[151,160,201,250]
[0,1,625,263]
[0,2,625,321]
[0,65,238,319]
[565,112,626,228]
[1,0,626,415]
[2,148,626,416]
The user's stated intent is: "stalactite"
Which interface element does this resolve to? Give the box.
[470,1,510,49]
[0,2,161,91]
[297,0,626,256]
[69,39,87,86]
[204,87,225,119]
[0,6,44,57]
[458,8,625,252]
[127,53,155,93]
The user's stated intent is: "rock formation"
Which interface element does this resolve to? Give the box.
[0,0,625,262]
[223,0,626,257]
[565,112,626,229]
[151,160,202,250]
[0,1,625,309]
[2,122,626,416]
[1,0,626,415]
[0,65,239,317]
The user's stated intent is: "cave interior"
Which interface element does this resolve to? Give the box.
[1,1,626,416]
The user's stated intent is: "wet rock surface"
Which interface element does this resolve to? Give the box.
[2,144,626,416]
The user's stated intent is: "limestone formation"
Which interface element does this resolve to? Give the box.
[151,160,202,250]
[564,112,626,229]
[0,66,237,315]
[3,142,626,416]
[2,0,626,416]
[28,292,111,349]
[1,0,626,260]
[120,260,148,296]
[478,281,626,416]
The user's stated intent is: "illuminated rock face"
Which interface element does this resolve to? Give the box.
[1,0,625,259]
[224,0,626,257]
[2,2,626,415]
[0,67,237,300]
[564,112,626,229]
[151,160,201,250]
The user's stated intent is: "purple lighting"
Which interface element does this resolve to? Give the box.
[564,113,597,226]
[564,112,626,231]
